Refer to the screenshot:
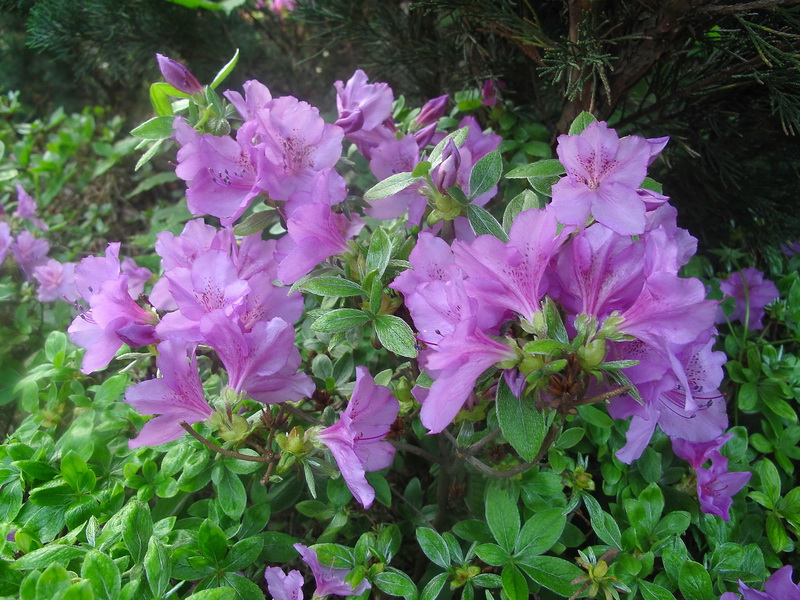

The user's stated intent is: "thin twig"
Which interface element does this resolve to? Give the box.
[180,422,273,463]
[282,403,323,426]
[574,385,631,407]
[389,440,443,464]
[464,427,502,456]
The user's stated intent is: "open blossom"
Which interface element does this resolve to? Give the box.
[294,544,370,598]
[33,259,77,303]
[255,96,344,205]
[550,121,662,235]
[334,69,393,139]
[695,451,750,520]
[716,267,779,330]
[264,567,303,600]
[11,231,49,281]
[14,184,48,230]
[317,367,399,508]
[200,311,313,405]
[275,203,360,284]
[721,566,800,600]
[125,339,212,447]
[174,118,263,225]
[0,223,12,264]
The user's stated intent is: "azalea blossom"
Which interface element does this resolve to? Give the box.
[317,367,398,508]
[550,121,661,235]
[721,565,800,600]
[125,339,212,448]
[294,544,370,598]
[716,267,779,330]
[264,567,304,600]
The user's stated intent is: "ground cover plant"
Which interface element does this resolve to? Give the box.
[1,26,800,600]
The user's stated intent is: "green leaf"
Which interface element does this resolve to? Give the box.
[766,513,788,552]
[375,568,419,600]
[35,563,71,599]
[469,151,502,200]
[375,315,418,358]
[502,190,541,233]
[653,512,691,538]
[517,556,583,597]
[62,581,94,600]
[312,309,371,334]
[135,139,164,171]
[301,277,365,298]
[415,528,450,569]
[515,508,565,557]
[474,543,509,566]
[221,572,265,600]
[639,580,677,600]
[13,545,86,570]
[678,561,714,600]
[130,116,175,140]
[420,572,448,600]
[145,537,171,598]
[212,463,247,519]
[501,565,528,600]
[122,501,153,563]
[495,378,546,463]
[232,210,275,236]
[505,159,565,179]
[44,331,67,364]
[81,550,121,600]
[364,172,421,201]
[466,205,509,242]
[638,483,665,533]
[485,486,520,552]
[412,161,431,177]
[367,228,392,278]
[210,49,240,89]
[756,458,781,507]
[198,519,229,566]
[149,83,174,116]
[184,589,237,600]
[522,339,572,355]
[568,111,597,135]
[582,494,622,548]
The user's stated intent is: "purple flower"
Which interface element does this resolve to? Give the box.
[33,259,78,303]
[454,116,502,206]
[264,567,304,600]
[68,275,159,373]
[224,80,273,121]
[11,231,49,281]
[156,53,203,95]
[696,451,750,520]
[415,94,448,127]
[334,70,393,136]
[294,544,371,597]
[453,206,573,324]
[174,118,263,226]
[729,566,800,600]
[672,433,733,470]
[255,96,344,205]
[368,135,426,224]
[481,79,503,107]
[275,203,358,284]
[550,121,656,235]
[317,367,398,508]
[14,184,48,230]
[270,0,297,18]
[0,222,13,264]
[717,267,779,331]
[125,339,212,448]
[433,140,461,193]
[421,317,518,434]
[200,311,314,405]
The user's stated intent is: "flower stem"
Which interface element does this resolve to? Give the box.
[179,421,273,463]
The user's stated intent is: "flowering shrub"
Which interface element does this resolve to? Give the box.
[1,53,799,600]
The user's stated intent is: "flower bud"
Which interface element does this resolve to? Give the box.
[156,53,203,95]
[433,139,461,193]
[335,108,365,135]
[413,122,437,149]
[415,94,448,127]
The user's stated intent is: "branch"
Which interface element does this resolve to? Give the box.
[282,403,323,426]
[389,440,444,464]
[180,422,273,463]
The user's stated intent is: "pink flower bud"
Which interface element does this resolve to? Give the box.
[415,94,448,127]
[156,53,203,95]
